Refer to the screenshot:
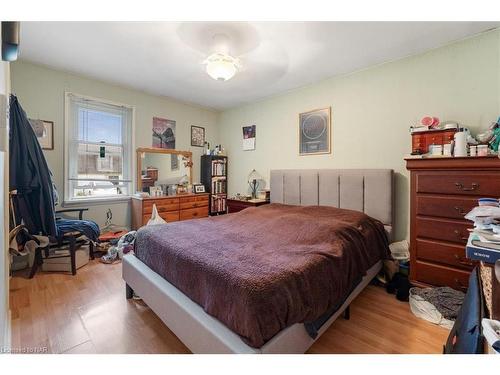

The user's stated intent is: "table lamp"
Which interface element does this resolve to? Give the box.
[247,169,262,199]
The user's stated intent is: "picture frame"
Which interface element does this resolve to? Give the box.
[193,184,206,194]
[191,125,205,147]
[29,119,54,150]
[298,107,331,155]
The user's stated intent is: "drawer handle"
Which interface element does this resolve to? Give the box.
[454,254,474,266]
[454,182,479,192]
[453,230,468,241]
[192,212,198,216]
[454,278,468,292]
[453,206,466,215]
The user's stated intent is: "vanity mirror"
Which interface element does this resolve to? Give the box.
[136,147,193,195]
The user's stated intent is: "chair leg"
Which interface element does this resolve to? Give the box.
[69,237,77,276]
[89,241,95,260]
[29,248,42,279]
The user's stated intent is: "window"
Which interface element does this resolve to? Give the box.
[65,93,134,203]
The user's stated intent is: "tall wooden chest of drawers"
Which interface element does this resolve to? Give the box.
[406,156,500,291]
[131,193,209,230]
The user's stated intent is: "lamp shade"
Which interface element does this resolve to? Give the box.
[204,53,240,81]
[247,169,262,183]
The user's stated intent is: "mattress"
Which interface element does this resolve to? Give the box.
[134,203,390,348]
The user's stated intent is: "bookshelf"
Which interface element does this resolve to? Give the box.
[201,155,227,215]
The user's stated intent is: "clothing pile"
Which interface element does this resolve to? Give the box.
[8,225,49,271]
[409,286,465,329]
[100,231,137,264]
[465,203,500,232]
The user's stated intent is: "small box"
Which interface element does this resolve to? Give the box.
[41,244,90,272]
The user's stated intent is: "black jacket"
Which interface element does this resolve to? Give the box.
[9,95,57,237]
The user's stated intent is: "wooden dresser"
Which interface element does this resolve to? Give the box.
[226,198,269,213]
[131,193,209,230]
[406,156,500,291]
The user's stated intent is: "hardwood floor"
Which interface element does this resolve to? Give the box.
[9,259,449,354]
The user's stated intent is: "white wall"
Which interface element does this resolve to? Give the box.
[0,60,10,349]
[218,29,500,241]
[11,61,219,228]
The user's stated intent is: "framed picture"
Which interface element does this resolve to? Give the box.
[299,107,331,155]
[29,119,54,150]
[193,184,206,193]
[191,126,205,147]
[152,117,176,149]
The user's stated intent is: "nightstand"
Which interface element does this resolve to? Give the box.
[226,198,269,214]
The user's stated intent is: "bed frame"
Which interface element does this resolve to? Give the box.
[122,169,394,353]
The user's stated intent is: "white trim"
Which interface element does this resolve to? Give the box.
[122,255,382,354]
[62,195,131,207]
[63,91,136,204]
[3,310,11,351]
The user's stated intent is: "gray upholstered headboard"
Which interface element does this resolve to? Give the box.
[270,169,394,238]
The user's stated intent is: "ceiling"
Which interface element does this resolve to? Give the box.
[18,22,500,110]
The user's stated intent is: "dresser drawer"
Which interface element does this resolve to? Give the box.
[412,135,425,152]
[142,211,179,225]
[413,261,470,291]
[416,217,471,244]
[195,195,209,202]
[180,207,208,220]
[416,195,477,219]
[179,200,208,210]
[416,238,475,270]
[426,133,443,147]
[416,172,500,196]
[143,199,179,214]
[179,196,197,204]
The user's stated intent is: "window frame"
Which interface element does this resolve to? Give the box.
[63,92,135,205]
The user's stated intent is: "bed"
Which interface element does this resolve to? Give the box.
[122,169,394,353]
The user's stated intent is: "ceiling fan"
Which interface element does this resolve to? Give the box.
[177,22,288,84]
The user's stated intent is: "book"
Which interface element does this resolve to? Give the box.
[466,236,500,264]
[471,240,500,251]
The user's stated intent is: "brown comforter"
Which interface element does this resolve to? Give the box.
[134,203,390,348]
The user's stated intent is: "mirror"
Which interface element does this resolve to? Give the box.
[136,147,193,195]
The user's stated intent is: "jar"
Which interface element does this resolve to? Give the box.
[470,145,477,157]
[477,144,488,157]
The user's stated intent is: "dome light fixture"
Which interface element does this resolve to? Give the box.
[204,52,240,82]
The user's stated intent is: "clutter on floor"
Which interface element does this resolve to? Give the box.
[379,240,411,301]
[100,230,137,264]
[386,273,411,302]
[409,286,465,329]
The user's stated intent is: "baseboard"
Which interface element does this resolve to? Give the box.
[2,309,10,351]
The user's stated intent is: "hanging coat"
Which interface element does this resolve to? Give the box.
[9,94,58,237]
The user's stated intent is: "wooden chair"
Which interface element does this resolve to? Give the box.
[9,191,95,277]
